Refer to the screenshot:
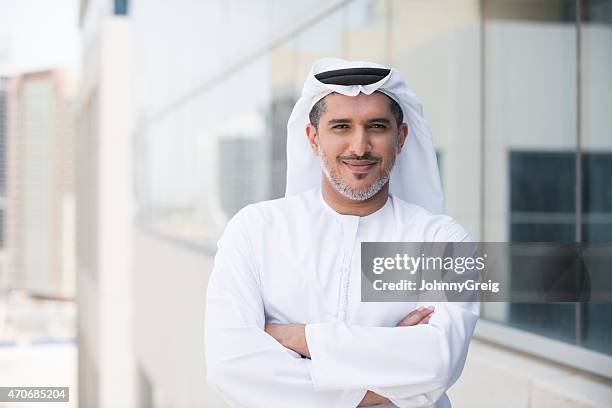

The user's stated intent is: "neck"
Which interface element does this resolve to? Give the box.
[321,177,389,216]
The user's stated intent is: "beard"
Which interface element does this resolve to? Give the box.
[317,141,396,202]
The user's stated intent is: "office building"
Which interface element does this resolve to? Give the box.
[5,70,75,299]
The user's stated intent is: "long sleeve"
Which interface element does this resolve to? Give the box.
[204,206,367,408]
[305,302,479,407]
[304,217,480,407]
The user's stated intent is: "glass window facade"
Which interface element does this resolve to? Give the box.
[134,0,612,359]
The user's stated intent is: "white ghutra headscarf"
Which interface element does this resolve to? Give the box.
[284,58,443,214]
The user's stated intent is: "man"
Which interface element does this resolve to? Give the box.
[205,58,479,407]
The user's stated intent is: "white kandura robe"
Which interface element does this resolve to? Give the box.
[205,188,480,408]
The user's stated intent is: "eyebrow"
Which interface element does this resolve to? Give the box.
[328,118,352,125]
[367,118,392,125]
[327,118,392,125]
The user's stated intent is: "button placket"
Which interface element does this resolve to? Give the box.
[337,216,359,321]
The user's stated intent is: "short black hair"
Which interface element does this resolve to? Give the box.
[309,91,404,129]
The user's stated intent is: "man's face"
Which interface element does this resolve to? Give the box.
[307,92,408,201]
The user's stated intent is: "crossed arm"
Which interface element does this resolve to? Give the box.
[205,209,479,408]
[265,306,436,407]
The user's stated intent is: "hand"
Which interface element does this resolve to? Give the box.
[358,390,391,407]
[396,305,435,327]
[264,323,310,358]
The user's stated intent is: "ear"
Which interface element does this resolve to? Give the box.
[306,124,319,155]
[396,122,408,154]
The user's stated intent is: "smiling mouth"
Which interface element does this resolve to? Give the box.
[342,160,378,173]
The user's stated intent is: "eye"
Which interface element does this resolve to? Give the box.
[370,123,388,129]
[332,124,349,129]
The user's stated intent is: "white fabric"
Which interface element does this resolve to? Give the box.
[205,189,480,408]
[285,58,444,214]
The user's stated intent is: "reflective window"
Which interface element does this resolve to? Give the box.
[581,0,612,356]
[481,0,579,348]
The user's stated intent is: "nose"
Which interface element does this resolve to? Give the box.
[348,127,371,157]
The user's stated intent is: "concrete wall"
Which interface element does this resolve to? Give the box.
[450,340,612,408]
[77,16,135,408]
[133,228,226,408]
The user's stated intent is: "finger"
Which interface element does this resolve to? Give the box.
[397,312,419,326]
[404,305,431,318]
[418,315,432,325]
[398,306,434,325]
[400,310,433,326]
[397,306,435,326]
[404,307,421,318]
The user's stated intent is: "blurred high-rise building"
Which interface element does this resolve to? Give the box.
[5,70,75,299]
[218,136,263,218]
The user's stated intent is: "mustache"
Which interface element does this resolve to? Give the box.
[338,153,381,162]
